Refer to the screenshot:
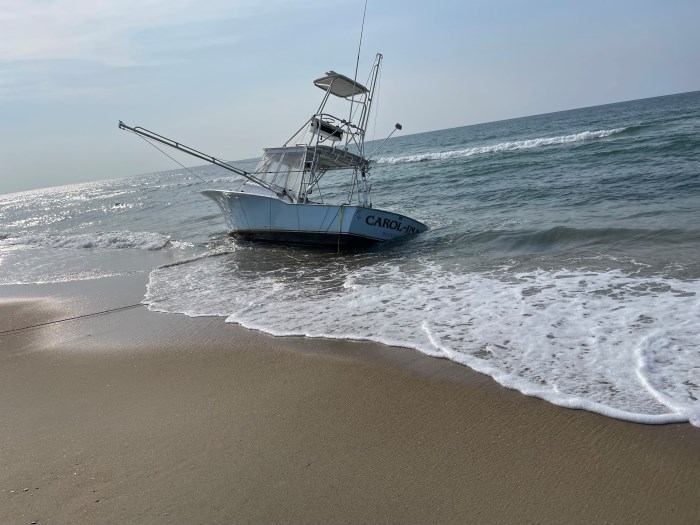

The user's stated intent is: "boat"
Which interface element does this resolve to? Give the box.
[119,53,428,248]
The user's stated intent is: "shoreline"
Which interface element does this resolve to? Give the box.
[1,275,699,524]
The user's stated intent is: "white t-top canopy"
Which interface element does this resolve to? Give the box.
[313,71,369,98]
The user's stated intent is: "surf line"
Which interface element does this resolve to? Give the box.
[0,303,144,336]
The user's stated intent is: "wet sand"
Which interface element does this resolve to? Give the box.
[1,275,699,524]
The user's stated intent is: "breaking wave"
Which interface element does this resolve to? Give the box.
[377,128,627,164]
[0,230,172,251]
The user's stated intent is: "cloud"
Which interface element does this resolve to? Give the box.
[0,0,321,66]
[0,0,334,102]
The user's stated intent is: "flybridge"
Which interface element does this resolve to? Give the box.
[283,53,384,161]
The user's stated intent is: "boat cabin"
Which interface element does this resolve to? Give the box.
[253,145,367,203]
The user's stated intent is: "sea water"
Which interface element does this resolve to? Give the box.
[2,91,699,426]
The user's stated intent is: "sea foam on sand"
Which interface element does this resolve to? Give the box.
[145,255,700,427]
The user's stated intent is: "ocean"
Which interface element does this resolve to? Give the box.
[2,91,699,427]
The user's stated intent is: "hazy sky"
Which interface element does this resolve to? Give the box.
[1,0,698,194]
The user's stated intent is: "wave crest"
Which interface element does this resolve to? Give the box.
[377,128,627,164]
[0,230,172,251]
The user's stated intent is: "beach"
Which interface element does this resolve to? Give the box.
[1,274,699,524]
[3,0,699,521]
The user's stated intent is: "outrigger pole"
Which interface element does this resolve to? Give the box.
[118,120,272,190]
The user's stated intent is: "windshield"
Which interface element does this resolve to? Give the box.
[254,147,307,200]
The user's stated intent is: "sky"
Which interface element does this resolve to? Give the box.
[1,0,699,194]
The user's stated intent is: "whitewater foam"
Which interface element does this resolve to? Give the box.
[0,230,191,285]
[144,255,700,427]
[0,230,172,251]
[377,128,626,164]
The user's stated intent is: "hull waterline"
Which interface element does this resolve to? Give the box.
[202,189,428,247]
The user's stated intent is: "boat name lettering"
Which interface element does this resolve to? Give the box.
[365,215,418,234]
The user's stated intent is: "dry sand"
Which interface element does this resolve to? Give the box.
[1,275,699,524]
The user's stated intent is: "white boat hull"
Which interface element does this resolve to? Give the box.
[202,189,428,247]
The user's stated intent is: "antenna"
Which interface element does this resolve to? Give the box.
[353,0,368,86]
[367,123,403,161]
[348,0,368,128]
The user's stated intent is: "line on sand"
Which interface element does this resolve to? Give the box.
[0,303,144,336]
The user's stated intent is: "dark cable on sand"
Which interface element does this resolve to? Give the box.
[0,303,144,336]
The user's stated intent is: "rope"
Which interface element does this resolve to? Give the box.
[337,205,346,254]
[0,303,144,336]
